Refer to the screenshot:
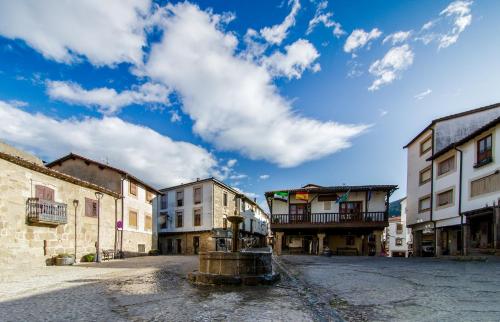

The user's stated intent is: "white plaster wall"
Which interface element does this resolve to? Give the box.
[433,150,460,222]
[123,179,154,235]
[461,124,500,212]
[406,129,433,226]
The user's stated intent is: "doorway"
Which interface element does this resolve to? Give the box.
[176,239,182,254]
[166,239,173,254]
[193,236,200,254]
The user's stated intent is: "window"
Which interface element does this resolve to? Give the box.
[176,190,184,207]
[396,223,403,234]
[223,192,228,207]
[176,211,183,227]
[138,244,146,253]
[396,238,403,246]
[345,235,355,246]
[129,210,138,228]
[339,202,362,214]
[194,208,202,226]
[471,171,500,197]
[250,219,254,233]
[85,198,98,217]
[476,134,493,166]
[129,182,137,196]
[35,185,54,201]
[159,211,168,229]
[418,196,431,213]
[144,214,152,231]
[419,166,432,185]
[324,201,332,211]
[438,155,455,176]
[161,194,168,209]
[193,187,202,204]
[437,189,453,207]
[146,191,155,203]
[420,136,432,155]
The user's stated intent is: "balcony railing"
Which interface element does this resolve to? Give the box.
[27,198,68,225]
[271,212,386,226]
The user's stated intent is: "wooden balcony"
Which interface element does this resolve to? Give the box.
[27,198,68,225]
[271,212,387,229]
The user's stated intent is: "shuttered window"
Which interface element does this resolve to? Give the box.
[419,167,432,185]
[437,189,453,207]
[223,192,228,207]
[418,196,431,213]
[176,190,184,207]
[471,172,500,197]
[85,198,97,217]
[144,214,152,231]
[146,191,155,203]
[194,187,202,204]
[129,182,137,196]
[420,136,432,155]
[438,155,455,176]
[129,210,138,229]
[35,185,54,201]
[194,208,202,226]
[161,194,168,209]
[176,211,183,227]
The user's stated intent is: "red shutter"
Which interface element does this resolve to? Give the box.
[45,187,55,201]
[35,185,45,199]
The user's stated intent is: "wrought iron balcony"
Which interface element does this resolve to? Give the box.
[271,212,387,229]
[27,198,68,225]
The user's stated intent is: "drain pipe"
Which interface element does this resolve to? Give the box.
[455,147,464,255]
[429,128,437,257]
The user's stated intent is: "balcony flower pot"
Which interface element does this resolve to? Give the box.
[55,254,74,266]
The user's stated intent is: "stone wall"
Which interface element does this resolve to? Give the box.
[158,231,213,255]
[121,229,154,255]
[213,183,237,228]
[0,157,119,269]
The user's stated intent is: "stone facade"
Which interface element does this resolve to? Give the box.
[158,231,213,255]
[0,151,119,269]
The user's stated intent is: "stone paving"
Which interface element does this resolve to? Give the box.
[279,255,500,322]
[1,255,499,321]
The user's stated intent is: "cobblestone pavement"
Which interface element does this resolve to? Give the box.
[0,256,318,322]
[279,255,500,322]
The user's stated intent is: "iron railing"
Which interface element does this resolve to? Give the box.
[271,212,386,225]
[27,198,67,225]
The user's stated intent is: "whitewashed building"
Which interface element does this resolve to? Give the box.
[384,198,412,257]
[156,178,269,254]
[404,103,500,256]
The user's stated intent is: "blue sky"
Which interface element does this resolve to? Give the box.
[0,0,499,209]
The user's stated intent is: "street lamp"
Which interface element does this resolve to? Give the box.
[95,191,104,263]
[73,199,79,261]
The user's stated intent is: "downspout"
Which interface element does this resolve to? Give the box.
[455,147,464,255]
[430,128,436,256]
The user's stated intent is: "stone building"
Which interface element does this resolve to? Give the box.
[0,142,119,269]
[46,153,160,255]
[156,178,270,255]
[404,103,500,256]
[265,184,397,256]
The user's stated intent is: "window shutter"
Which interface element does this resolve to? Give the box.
[35,185,45,199]
[45,187,55,201]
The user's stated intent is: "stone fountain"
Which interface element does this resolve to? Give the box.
[188,211,279,286]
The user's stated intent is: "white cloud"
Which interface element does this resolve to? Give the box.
[46,80,171,115]
[343,28,382,54]
[139,3,368,167]
[229,174,248,180]
[262,39,320,79]
[226,159,238,168]
[0,100,218,187]
[382,31,412,45]
[259,174,270,180]
[422,21,435,30]
[379,109,388,117]
[306,1,344,38]
[260,0,301,45]
[414,89,432,100]
[0,0,150,66]
[169,110,182,123]
[368,44,414,91]
[438,0,473,49]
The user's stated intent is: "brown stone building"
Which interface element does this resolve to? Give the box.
[46,153,160,255]
[0,142,120,269]
[266,184,397,256]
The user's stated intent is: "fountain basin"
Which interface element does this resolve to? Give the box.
[188,248,280,285]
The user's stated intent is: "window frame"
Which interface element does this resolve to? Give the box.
[476,134,493,167]
[419,166,432,185]
[418,195,431,213]
[395,238,403,246]
[128,210,138,229]
[193,208,202,226]
[470,171,500,198]
[420,135,433,156]
[437,155,456,177]
[176,210,183,228]
[223,192,228,207]
[176,190,184,207]
[193,186,202,204]
[160,193,168,209]
[84,197,98,217]
[436,188,454,209]
[345,235,355,246]
[129,181,138,197]
[396,223,403,234]
[144,213,152,231]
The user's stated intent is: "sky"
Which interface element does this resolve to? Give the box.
[0,0,499,210]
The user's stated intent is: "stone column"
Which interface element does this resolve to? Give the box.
[435,228,442,257]
[317,233,326,255]
[413,230,422,257]
[274,232,284,256]
[494,206,500,252]
[463,219,470,256]
[375,232,382,256]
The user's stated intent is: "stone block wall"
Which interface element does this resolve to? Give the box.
[213,183,236,228]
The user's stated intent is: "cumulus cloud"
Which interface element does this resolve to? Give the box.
[262,39,320,79]
[368,44,414,91]
[414,89,432,100]
[139,2,367,167]
[343,28,382,55]
[0,0,150,66]
[46,80,171,115]
[260,0,301,45]
[0,100,218,187]
[383,31,412,45]
[306,1,344,38]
